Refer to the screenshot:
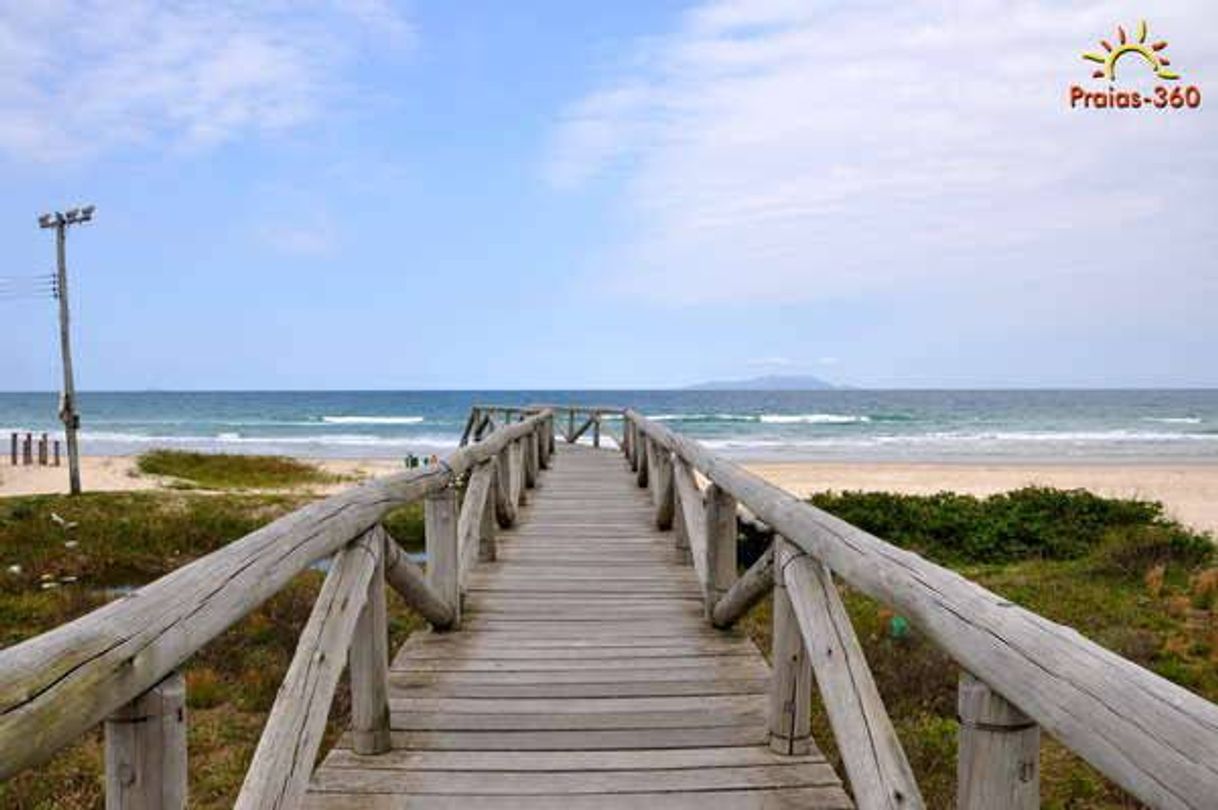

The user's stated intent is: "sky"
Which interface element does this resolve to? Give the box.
[1,0,1216,391]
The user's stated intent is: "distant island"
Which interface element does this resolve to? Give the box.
[686,374,836,391]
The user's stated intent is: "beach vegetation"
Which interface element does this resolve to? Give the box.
[737,488,1217,807]
[0,490,425,809]
[136,449,337,490]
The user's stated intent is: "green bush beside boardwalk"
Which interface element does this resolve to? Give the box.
[0,478,1213,808]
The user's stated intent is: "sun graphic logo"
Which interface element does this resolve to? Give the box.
[1069,20,1201,111]
[1082,20,1178,81]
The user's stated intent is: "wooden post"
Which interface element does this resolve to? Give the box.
[538,423,551,470]
[628,424,640,471]
[636,436,650,488]
[769,540,812,755]
[104,670,187,810]
[9,433,15,466]
[426,488,460,629]
[958,672,1040,809]
[349,532,390,755]
[53,218,83,494]
[54,440,60,466]
[524,431,538,488]
[547,415,556,456]
[652,446,674,530]
[479,464,498,562]
[39,433,48,465]
[567,410,575,443]
[704,483,738,614]
[494,444,517,528]
[22,433,32,465]
[672,481,692,565]
[593,414,601,448]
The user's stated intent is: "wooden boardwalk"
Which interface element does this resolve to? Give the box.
[305,444,852,808]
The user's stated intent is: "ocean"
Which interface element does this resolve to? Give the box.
[1,390,1217,462]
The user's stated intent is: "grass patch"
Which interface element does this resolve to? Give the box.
[737,488,1216,808]
[0,490,424,809]
[136,449,336,490]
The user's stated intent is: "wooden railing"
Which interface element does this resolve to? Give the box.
[621,409,1218,810]
[462,403,623,449]
[0,410,553,808]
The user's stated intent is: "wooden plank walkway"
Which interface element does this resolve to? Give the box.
[305,444,852,808]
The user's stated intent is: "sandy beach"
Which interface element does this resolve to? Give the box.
[3,454,1217,535]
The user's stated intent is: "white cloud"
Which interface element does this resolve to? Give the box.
[549,0,1218,307]
[0,1,414,161]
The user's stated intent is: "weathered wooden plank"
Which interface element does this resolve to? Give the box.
[235,530,381,810]
[320,746,823,771]
[303,787,851,809]
[309,762,841,794]
[782,543,922,808]
[380,724,772,751]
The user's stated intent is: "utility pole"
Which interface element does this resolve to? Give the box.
[38,205,94,495]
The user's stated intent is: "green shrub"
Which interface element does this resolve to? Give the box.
[1091,524,1213,577]
[809,487,1208,565]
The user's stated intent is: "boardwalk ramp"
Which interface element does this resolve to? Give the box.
[305,444,852,808]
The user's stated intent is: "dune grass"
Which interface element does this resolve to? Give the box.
[136,449,337,490]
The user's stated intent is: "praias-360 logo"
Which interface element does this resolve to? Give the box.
[1069,20,1202,110]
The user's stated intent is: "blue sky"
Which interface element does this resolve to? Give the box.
[1,0,1216,390]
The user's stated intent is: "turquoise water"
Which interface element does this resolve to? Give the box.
[1,390,1217,461]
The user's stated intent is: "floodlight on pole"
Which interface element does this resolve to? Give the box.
[37,205,94,495]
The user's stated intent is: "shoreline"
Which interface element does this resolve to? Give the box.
[3,453,1218,535]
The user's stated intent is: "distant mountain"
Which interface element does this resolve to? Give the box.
[686,374,836,391]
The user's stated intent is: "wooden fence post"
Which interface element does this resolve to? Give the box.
[426,487,461,629]
[349,531,391,754]
[494,444,517,528]
[524,432,538,489]
[538,424,551,470]
[567,410,575,443]
[23,433,32,465]
[9,433,15,466]
[958,672,1040,809]
[54,440,61,466]
[593,415,601,448]
[39,433,48,466]
[769,539,812,755]
[628,423,640,472]
[672,480,693,565]
[104,670,187,810]
[652,447,674,530]
[636,436,650,488]
[705,483,738,614]
[479,462,499,562]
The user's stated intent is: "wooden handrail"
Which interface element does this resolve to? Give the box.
[626,409,1218,808]
[0,410,551,779]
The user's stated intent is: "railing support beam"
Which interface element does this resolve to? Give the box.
[105,670,187,810]
[426,487,461,629]
[349,534,391,755]
[769,539,812,755]
[958,672,1040,810]
[652,447,674,530]
[705,483,738,615]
